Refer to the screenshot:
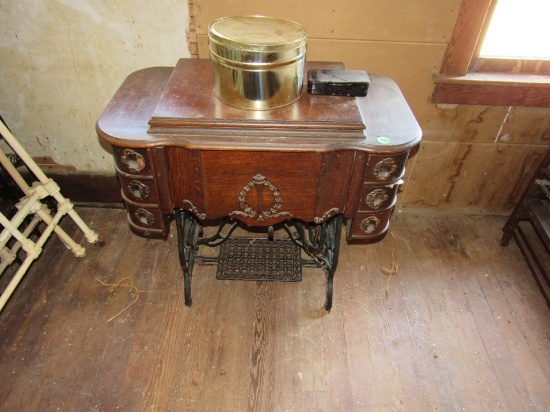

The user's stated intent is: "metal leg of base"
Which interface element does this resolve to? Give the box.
[175,208,202,307]
[323,215,343,312]
[175,209,241,306]
[283,214,343,312]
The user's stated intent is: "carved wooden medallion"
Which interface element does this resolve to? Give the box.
[314,207,340,224]
[182,199,206,220]
[230,174,292,221]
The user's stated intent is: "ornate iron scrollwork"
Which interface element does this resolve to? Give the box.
[282,214,343,312]
[174,206,343,312]
[230,173,292,221]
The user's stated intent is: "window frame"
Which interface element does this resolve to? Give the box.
[432,0,550,107]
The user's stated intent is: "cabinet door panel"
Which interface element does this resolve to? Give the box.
[200,151,322,225]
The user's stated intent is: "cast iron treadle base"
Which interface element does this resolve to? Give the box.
[217,238,302,282]
[175,208,342,311]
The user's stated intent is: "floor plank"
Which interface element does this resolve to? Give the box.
[1,209,549,411]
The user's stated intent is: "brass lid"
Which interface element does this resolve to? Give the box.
[208,15,307,52]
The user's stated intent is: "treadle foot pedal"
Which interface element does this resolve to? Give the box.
[216,237,302,281]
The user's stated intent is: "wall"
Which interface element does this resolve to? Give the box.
[0,0,190,172]
[193,0,550,215]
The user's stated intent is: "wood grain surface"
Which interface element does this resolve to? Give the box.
[1,208,549,410]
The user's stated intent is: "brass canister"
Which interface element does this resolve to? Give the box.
[208,15,307,110]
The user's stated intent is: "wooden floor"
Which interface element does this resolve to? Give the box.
[1,208,549,411]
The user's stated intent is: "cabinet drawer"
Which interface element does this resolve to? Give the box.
[364,151,409,183]
[357,183,399,212]
[122,195,168,239]
[118,175,159,204]
[127,204,162,228]
[113,147,151,175]
[346,209,393,240]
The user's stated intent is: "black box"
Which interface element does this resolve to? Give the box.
[307,69,370,97]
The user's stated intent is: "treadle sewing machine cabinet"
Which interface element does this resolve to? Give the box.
[97,59,421,311]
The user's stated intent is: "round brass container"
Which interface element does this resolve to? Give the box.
[208,15,307,110]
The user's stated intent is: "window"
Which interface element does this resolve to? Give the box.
[432,0,550,107]
[479,0,550,61]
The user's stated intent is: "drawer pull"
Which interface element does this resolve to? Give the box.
[128,180,150,201]
[121,149,145,173]
[373,158,397,181]
[359,216,380,234]
[365,189,389,209]
[134,208,155,226]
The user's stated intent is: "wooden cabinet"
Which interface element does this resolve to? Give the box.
[97,59,421,241]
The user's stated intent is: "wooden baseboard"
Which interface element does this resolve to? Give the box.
[20,170,123,205]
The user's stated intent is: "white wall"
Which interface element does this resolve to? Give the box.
[0,0,190,172]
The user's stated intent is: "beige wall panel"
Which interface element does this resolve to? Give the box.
[402,142,549,214]
[194,0,461,43]
[400,142,459,210]
[497,107,550,145]
[0,0,189,173]
[423,105,508,143]
[197,36,210,59]
[395,147,421,212]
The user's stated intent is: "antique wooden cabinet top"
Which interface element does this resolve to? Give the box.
[97,59,421,152]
